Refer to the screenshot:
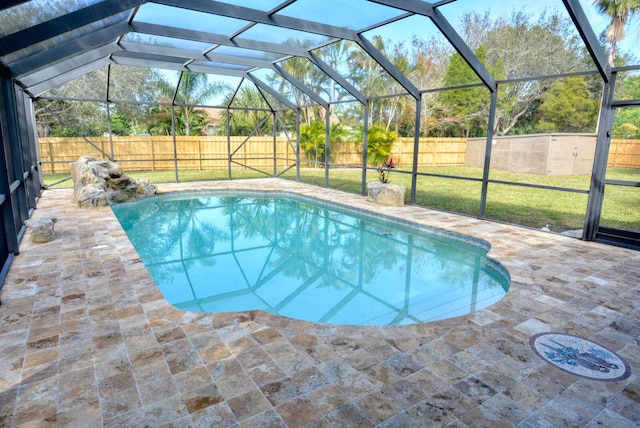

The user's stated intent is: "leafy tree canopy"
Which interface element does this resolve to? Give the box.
[534,76,599,133]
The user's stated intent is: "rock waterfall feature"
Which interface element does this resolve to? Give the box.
[70,156,156,208]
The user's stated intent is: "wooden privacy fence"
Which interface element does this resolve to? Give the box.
[608,139,640,168]
[38,135,640,174]
[38,136,298,173]
[38,136,469,173]
[310,137,467,167]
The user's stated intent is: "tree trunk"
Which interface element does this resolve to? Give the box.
[184,107,190,136]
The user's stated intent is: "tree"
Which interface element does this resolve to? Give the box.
[34,68,110,137]
[481,11,584,135]
[268,54,316,125]
[594,0,640,66]
[159,72,229,136]
[352,124,398,167]
[35,98,106,137]
[613,108,640,138]
[389,9,589,137]
[378,40,420,133]
[300,121,326,166]
[534,76,600,132]
[299,121,350,166]
[145,101,173,136]
[317,40,354,105]
[612,75,640,137]
[109,113,132,136]
[0,1,87,35]
[217,86,272,136]
[35,65,163,137]
[275,38,334,124]
[435,46,495,137]
[329,35,422,133]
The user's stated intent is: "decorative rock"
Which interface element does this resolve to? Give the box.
[561,229,583,238]
[136,178,157,197]
[24,216,57,243]
[367,182,406,206]
[70,156,157,207]
[77,185,107,208]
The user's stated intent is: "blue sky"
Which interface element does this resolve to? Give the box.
[366,0,637,59]
[154,0,639,104]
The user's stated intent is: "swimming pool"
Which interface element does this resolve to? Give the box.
[112,191,510,326]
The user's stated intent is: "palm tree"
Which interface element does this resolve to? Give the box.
[218,86,271,136]
[278,41,329,125]
[347,35,406,128]
[300,121,351,166]
[158,72,230,135]
[594,0,640,66]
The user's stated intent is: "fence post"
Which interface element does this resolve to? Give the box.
[47,139,53,173]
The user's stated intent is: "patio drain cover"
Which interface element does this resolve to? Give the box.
[530,332,631,382]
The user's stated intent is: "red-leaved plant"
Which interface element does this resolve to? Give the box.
[377,157,397,183]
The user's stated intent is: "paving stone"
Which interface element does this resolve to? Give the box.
[0,179,638,426]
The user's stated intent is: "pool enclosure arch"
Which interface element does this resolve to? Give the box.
[0,0,639,285]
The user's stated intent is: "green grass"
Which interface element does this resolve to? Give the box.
[43,169,268,187]
[42,166,639,233]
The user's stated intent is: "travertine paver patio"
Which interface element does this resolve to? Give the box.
[0,178,638,427]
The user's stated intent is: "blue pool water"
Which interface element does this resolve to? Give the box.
[112,191,510,326]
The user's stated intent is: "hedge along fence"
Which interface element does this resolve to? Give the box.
[38,135,640,174]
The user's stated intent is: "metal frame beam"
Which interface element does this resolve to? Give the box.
[308,52,366,105]
[247,75,297,111]
[562,0,610,81]
[366,0,430,11]
[119,42,210,64]
[0,0,141,56]
[120,42,276,69]
[584,73,617,240]
[132,22,308,57]
[28,58,111,97]
[272,64,328,109]
[110,51,248,77]
[113,50,190,68]
[429,8,496,91]
[12,22,128,78]
[367,0,496,91]
[154,0,358,41]
[20,44,119,89]
[356,34,420,100]
[204,53,273,69]
[479,90,499,218]
[0,1,30,12]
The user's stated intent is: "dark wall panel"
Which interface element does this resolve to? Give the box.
[0,74,41,289]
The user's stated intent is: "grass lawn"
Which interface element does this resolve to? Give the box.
[42,166,639,234]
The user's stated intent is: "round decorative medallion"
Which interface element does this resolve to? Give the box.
[530,332,631,382]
